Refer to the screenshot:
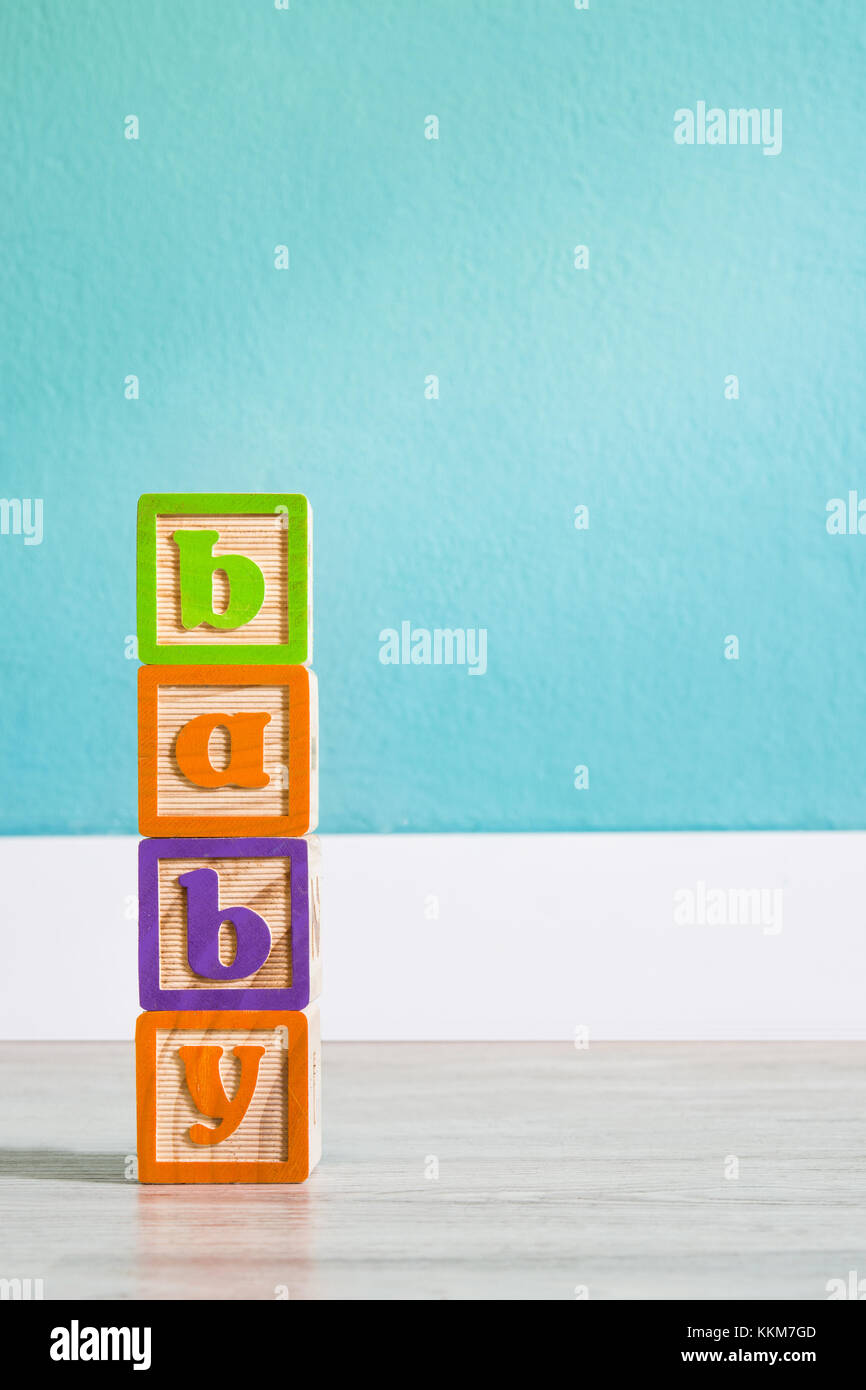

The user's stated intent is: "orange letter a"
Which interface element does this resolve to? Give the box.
[175,711,271,788]
[178,1045,265,1145]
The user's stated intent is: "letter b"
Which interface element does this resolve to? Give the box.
[179,867,272,980]
[172,529,265,630]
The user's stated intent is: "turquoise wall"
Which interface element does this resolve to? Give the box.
[1,0,865,833]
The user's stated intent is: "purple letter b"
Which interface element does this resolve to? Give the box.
[179,867,271,981]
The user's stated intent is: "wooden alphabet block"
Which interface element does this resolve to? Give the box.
[138,664,318,836]
[138,836,322,1011]
[137,492,312,666]
[136,1006,321,1183]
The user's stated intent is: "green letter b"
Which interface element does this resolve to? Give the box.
[172,529,265,631]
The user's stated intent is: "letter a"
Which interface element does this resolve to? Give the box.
[172,529,265,630]
[179,866,272,979]
[175,711,271,788]
[178,1045,265,1144]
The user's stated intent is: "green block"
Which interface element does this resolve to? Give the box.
[137,493,312,665]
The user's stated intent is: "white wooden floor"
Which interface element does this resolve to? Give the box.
[0,1042,863,1300]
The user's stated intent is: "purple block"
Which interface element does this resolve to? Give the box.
[138,837,321,1011]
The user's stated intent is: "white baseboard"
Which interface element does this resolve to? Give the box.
[1,832,863,1040]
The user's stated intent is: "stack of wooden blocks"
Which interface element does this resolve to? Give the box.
[134,493,322,1183]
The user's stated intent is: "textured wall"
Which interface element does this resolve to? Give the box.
[1,1,864,833]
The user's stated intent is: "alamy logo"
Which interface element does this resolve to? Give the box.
[0,1276,44,1300]
[0,498,42,545]
[50,1320,152,1371]
[379,622,487,675]
[674,102,782,156]
[826,492,866,534]
[673,881,783,935]
[826,1270,866,1300]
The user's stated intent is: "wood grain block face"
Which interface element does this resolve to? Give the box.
[138,836,321,1010]
[157,857,292,989]
[136,1006,321,1183]
[138,665,318,836]
[156,513,289,648]
[137,493,312,666]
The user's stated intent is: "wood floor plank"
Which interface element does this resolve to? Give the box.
[0,1042,863,1300]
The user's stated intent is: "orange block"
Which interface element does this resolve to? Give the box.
[136,1007,321,1183]
[138,665,317,837]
